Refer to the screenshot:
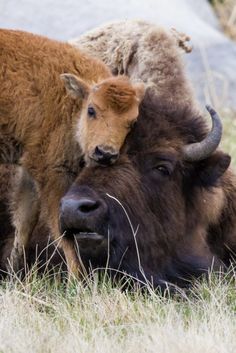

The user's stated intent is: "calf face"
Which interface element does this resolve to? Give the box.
[61,74,145,166]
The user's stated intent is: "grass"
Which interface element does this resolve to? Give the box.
[0,268,236,353]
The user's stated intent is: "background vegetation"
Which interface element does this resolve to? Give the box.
[211,0,236,40]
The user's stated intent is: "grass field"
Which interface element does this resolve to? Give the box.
[0,269,236,353]
[0,110,235,353]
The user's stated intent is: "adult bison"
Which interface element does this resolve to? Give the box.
[59,94,236,288]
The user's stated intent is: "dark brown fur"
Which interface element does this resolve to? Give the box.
[0,166,64,275]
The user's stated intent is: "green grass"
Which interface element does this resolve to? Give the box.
[0,110,235,353]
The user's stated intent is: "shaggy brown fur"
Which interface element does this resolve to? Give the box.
[0,165,64,275]
[0,165,15,238]
[0,29,144,277]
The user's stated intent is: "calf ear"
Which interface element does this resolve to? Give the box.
[60,73,90,99]
[196,151,231,187]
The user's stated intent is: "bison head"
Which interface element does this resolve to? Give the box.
[59,92,231,288]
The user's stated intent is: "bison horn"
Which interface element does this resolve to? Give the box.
[182,105,222,162]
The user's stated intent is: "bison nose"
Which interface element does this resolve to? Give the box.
[93,146,119,166]
[60,198,99,221]
[59,194,108,236]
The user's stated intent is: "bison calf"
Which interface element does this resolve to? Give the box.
[0,29,145,277]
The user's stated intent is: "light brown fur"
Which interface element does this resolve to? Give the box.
[71,20,196,112]
[0,29,144,275]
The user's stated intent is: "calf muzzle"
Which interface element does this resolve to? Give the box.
[91,145,119,166]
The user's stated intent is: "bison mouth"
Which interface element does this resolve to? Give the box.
[63,227,109,265]
[63,227,106,246]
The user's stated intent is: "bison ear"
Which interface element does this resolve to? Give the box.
[60,73,90,99]
[196,151,231,187]
[132,81,146,102]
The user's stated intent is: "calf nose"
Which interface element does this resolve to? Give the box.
[93,146,119,166]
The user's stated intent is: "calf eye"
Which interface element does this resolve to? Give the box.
[130,120,137,128]
[155,165,170,176]
[87,106,96,118]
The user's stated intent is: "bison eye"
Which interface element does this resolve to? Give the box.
[87,106,96,118]
[155,165,170,176]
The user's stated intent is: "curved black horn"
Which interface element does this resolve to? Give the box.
[182,105,222,162]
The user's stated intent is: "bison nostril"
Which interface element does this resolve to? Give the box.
[77,199,99,214]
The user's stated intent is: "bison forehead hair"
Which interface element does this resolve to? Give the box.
[126,90,207,153]
[94,76,140,114]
